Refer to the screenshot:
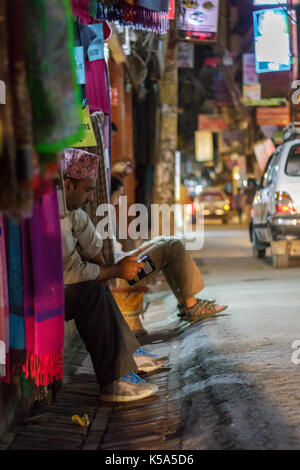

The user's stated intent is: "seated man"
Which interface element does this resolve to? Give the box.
[110,176,227,322]
[60,149,168,403]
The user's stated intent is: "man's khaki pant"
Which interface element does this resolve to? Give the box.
[129,236,205,303]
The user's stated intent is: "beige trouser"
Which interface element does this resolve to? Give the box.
[129,236,205,303]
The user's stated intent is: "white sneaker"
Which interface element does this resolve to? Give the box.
[134,348,169,373]
[99,372,159,403]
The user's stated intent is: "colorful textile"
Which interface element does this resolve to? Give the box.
[24,0,83,155]
[85,59,110,114]
[0,215,9,378]
[22,186,65,387]
[62,148,100,181]
[7,219,26,353]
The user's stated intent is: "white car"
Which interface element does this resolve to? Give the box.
[196,187,231,224]
[252,123,300,268]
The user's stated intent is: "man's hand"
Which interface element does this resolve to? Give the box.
[116,256,144,281]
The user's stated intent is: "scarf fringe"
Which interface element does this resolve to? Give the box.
[23,351,64,387]
[94,2,169,33]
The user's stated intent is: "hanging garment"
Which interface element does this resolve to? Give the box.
[7,219,26,378]
[22,185,65,387]
[24,0,82,155]
[0,215,9,378]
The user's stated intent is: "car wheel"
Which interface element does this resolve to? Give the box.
[272,252,289,269]
[252,227,266,259]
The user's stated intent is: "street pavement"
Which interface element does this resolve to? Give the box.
[179,222,300,450]
[3,222,300,450]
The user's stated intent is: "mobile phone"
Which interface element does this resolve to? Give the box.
[128,255,156,286]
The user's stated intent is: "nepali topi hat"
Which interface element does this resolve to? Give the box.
[61,148,100,181]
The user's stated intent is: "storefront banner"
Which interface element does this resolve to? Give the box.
[198,114,227,132]
[256,106,290,127]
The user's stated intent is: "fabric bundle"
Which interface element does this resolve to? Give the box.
[0,215,9,378]
[21,186,65,387]
[86,0,170,33]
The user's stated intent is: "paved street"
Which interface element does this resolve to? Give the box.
[4,223,300,450]
[179,223,300,450]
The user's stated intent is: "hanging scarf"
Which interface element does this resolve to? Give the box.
[0,215,9,378]
[7,218,26,378]
[24,0,83,155]
[22,185,65,387]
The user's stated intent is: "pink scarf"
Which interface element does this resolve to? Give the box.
[22,186,65,386]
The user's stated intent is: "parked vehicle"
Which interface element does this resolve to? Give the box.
[195,187,231,224]
[251,123,300,268]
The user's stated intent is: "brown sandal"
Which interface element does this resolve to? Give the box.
[184,300,228,323]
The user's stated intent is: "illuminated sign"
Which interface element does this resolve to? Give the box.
[178,0,219,43]
[254,1,287,5]
[253,8,291,73]
[195,131,214,162]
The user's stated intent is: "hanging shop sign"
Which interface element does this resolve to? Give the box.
[71,107,97,148]
[198,114,227,132]
[195,131,214,163]
[177,0,219,43]
[256,106,290,127]
[253,8,291,74]
[178,42,194,68]
[243,53,259,85]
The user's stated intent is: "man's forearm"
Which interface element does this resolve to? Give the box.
[95,264,119,282]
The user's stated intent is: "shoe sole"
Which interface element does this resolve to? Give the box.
[137,359,169,373]
[99,385,159,403]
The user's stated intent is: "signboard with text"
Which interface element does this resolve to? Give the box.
[198,114,227,132]
[256,106,290,127]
